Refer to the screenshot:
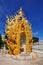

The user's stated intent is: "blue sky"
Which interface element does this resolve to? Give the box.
[0,0,43,40]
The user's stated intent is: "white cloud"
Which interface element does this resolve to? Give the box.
[32,32,39,35]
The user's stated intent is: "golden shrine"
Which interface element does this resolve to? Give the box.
[5,8,33,55]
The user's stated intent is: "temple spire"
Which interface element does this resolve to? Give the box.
[17,7,24,17]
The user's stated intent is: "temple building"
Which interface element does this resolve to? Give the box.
[5,8,33,55]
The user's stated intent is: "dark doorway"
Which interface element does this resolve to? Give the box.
[20,33,26,53]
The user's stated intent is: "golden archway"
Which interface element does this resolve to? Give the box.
[5,8,33,55]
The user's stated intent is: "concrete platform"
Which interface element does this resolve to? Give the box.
[0,44,43,65]
[0,53,43,65]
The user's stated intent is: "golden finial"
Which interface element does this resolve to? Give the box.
[17,7,24,16]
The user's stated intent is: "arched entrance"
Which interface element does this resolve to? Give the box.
[20,32,26,53]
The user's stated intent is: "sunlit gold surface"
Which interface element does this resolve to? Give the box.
[5,8,33,55]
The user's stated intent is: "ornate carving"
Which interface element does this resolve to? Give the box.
[5,8,32,55]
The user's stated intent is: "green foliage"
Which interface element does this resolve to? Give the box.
[4,34,9,49]
[32,37,39,43]
[0,34,5,48]
[0,34,2,40]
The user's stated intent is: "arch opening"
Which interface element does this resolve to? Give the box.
[20,32,26,53]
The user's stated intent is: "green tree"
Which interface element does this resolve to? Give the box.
[4,35,9,49]
[0,34,2,40]
[0,34,5,49]
[32,37,39,43]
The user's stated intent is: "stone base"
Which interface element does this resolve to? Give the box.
[5,52,37,60]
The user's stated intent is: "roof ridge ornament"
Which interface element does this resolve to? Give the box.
[17,7,24,17]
